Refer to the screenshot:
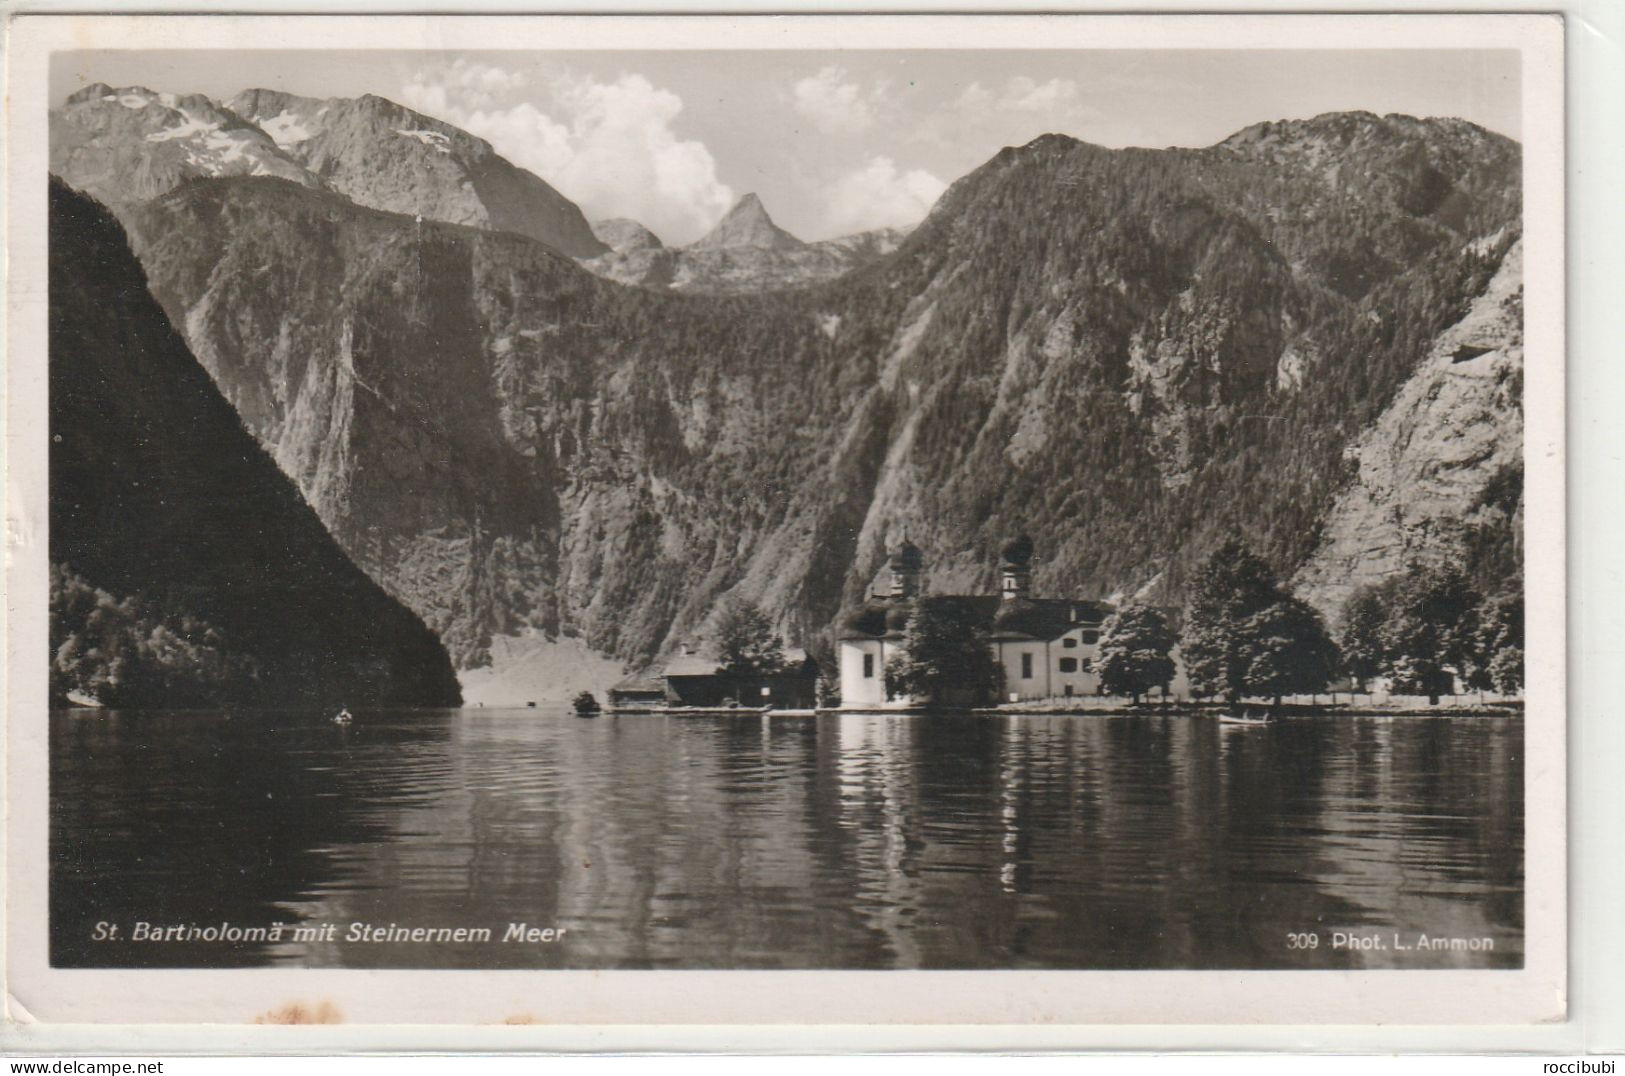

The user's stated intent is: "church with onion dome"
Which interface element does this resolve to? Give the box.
[837,537,1117,707]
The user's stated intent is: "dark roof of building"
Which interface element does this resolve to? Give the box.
[609,675,666,696]
[839,594,1112,642]
[616,648,820,690]
[841,597,982,641]
[663,655,725,678]
[841,602,890,639]
[990,597,1112,640]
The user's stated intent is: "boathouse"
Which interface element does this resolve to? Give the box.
[608,647,820,711]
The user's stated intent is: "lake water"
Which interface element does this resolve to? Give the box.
[50,708,1522,970]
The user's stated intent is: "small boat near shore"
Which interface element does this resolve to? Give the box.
[1218,711,1272,726]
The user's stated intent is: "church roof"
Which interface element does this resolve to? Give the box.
[990,597,1112,640]
[839,595,1109,642]
[839,601,895,639]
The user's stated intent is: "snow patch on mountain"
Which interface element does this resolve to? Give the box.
[259,110,315,146]
[396,128,452,153]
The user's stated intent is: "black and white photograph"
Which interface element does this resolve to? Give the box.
[4,13,1566,1028]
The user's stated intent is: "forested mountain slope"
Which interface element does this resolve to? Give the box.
[49,178,462,707]
[118,112,1520,669]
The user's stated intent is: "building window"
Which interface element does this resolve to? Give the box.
[1021,653,1033,679]
[1062,637,1078,649]
[1065,685,1075,697]
[863,653,874,678]
[1058,657,1079,673]
[1080,630,1099,644]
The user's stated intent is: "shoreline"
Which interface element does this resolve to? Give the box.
[822,699,1525,719]
[52,699,1525,718]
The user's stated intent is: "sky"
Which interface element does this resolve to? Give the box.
[53,49,1520,245]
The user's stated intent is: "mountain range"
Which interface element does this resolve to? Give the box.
[585,193,912,293]
[49,87,1524,682]
[51,83,904,291]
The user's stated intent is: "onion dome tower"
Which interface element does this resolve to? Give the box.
[888,539,924,600]
[1000,535,1034,602]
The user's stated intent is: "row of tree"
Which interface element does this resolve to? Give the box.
[1340,566,1523,700]
[870,540,1523,707]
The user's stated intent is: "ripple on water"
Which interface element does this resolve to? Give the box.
[50,708,1523,970]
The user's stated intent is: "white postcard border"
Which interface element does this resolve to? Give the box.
[3,11,1567,1033]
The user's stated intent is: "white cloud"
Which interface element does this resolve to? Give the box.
[915,76,1100,149]
[792,66,881,136]
[825,156,946,235]
[402,58,528,114]
[982,76,1089,114]
[451,101,574,175]
[401,64,733,245]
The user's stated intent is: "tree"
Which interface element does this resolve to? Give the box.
[806,637,842,707]
[1180,540,1284,703]
[1379,562,1481,702]
[1181,540,1340,704]
[883,652,911,702]
[1238,596,1339,705]
[886,597,1003,705]
[1487,647,1524,696]
[1339,580,1397,692]
[1096,605,1176,702]
[49,561,258,708]
[713,600,786,676]
[1471,589,1524,695]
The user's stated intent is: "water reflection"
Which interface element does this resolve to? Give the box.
[51,709,1522,969]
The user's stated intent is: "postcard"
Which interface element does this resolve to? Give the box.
[3,12,1565,1029]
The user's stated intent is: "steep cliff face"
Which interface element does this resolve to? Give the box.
[49,84,322,207]
[49,178,462,707]
[119,113,1520,671]
[584,196,912,293]
[1293,239,1524,617]
[226,88,606,257]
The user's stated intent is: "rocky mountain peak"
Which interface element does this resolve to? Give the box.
[50,84,322,207]
[592,217,666,254]
[1217,111,1506,160]
[198,87,607,257]
[66,82,115,105]
[689,192,807,252]
[228,87,308,112]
